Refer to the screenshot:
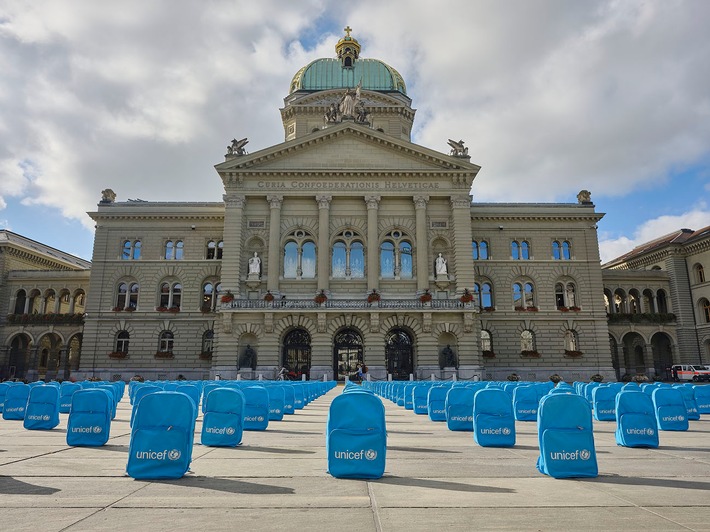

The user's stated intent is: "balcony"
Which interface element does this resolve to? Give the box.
[607,312,677,324]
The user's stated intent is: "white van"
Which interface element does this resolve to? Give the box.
[672,364,710,382]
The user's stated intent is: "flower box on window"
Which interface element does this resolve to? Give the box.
[264,291,274,302]
[112,306,123,312]
[569,306,581,312]
[483,306,495,312]
[520,350,540,358]
[459,289,473,303]
[367,290,381,303]
[155,351,174,359]
[482,350,496,358]
[558,306,569,312]
[515,306,526,312]
[124,307,135,312]
[108,351,128,359]
[156,306,168,312]
[220,291,234,303]
[199,352,212,360]
[564,350,583,358]
[314,290,328,304]
[527,306,538,312]
[167,307,180,313]
[419,290,433,303]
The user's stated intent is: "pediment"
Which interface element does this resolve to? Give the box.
[215,123,480,176]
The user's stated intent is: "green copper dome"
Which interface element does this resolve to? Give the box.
[290,58,406,95]
[289,28,407,95]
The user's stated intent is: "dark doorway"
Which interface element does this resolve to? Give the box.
[282,328,311,380]
[385,328,413,380]
[8,334,30,380]
[333,328,363,381]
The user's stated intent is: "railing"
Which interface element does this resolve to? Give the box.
[224,299,468,310]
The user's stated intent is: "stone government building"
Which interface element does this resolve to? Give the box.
[1,30,708,383]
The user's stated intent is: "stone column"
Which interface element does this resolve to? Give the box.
[450,195,475,293]
[221,194,246,294]
[267,195,283,293]
[316,195,332,292]
[365,195,381,292]
[413,195,429,292]
[643,343,655,378]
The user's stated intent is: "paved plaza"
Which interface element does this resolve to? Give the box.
[1,385,710,531]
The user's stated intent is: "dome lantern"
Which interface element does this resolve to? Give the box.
[335,26,360,68]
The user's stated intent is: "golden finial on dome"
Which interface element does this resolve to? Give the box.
[336,25,360,68]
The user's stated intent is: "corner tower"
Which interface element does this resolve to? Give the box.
[281,27,414,142]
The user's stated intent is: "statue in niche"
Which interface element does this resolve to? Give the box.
[248,252,261,277]
[241,344,256,370]
[435,253,448,276]
[441,345,457,369]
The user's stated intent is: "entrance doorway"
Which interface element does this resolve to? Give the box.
[282,328,311,380]
[385,328,413,380]
[333,328,363,381]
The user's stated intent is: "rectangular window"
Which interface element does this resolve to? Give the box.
[248,220,265,229]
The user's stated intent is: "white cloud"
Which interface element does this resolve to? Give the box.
[599,206,710,264]
[0,0,709,246]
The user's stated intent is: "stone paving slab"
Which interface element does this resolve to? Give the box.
[1,386,710,531]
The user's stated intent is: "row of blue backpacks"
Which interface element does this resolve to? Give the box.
[0,378,336,480]
[357,379,709,479]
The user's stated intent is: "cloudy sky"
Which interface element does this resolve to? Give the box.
[1,0,709,263]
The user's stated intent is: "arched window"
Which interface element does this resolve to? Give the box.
[481,329,493,354]
[202,330,214,354]
[380,229,413,279]
[115,282,139,310]
[511,240,531,260]
[657,290,668,313]
[642,289,655,313]
[700,298,710,323]
[44,290,56,314]
[555,281,577,308]
[521,330,536,353]
[283,230,316,279]
[695,264,705,284]
[552,241,561,260]
[331,230,365,278]
[115,331,130,354]
[562,241,571,260]
[475,281,494,309]
[158,330,174,353]
[205,240,223,260]
[165,240,183,260]
[122,240,141,260]
[472,240,489,260]
[159,282,182,309]
[629,290,640,314]
[514,281,535,309]
[202,281,221,311]
[564,330,578,352]
[14,289,26,314]
[552,240,571,260]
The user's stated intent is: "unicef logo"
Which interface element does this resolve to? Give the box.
[92,426,103,434]
[226,427,235,435]
[42,415,50,421]
[364,449,377,461]
[647,428,654,436]
[168,449,181,461]
[579,449,591,460]
[502,427,511,435]
[257,416,264,422]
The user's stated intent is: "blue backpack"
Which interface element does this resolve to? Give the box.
[176,385,202,418]
[592,386,617,421]
[67,389,112,446]
[615,390,658,448]
[695,385,710,414]
[473,388,515,447]
[445,387,474,431]
[403,384,415,410]
[675,385,700,421]
[267,386,286,421]
[536,394,598,478]
[652,388,688,431]
[2,383,30,420]
[24,385,60,430]
[427,386,448,421]
[282,386,296,415]
[327,390,386,479]
[130,385,162,427]
[59,382,82,414]
[412,385,430,415]
[242,386,269,431]
[201,387,245,447]
[126,392,196,479]
[0,382,10,413]
[512,385,538,421]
